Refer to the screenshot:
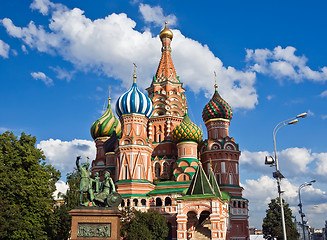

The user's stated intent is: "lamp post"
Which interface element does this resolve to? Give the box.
[265,112,307,240]
[298,180,316,240]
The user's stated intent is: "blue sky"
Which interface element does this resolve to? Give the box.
[1,0,327,229]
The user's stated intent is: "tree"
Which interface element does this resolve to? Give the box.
[47,169,80,240]
[0,132,61,240]
[262,198,299,240]
[121,208,169,240]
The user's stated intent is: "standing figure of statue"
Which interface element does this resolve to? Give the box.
[94,171,116,205]
[76,156,96,206]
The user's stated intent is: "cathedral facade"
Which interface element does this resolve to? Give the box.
[90,23,249,240]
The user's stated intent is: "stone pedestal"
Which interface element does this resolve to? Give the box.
[69,208,121,240]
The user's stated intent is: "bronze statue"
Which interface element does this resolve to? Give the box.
[76,156,96,206]
[76,156,121,208]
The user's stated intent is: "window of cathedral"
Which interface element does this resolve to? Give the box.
[238,201,241,208]
[133,199,138,207]
[127,199,130,207]
[216,174,221,185]
[233,201,236,208]
[165,197,172,206]
[229,173,233,184]
[155,162,161,178]
[141,199,146,206]
[156,197,162,206]
[121,200,125,207]
[221,162,226,173]
[163,162,168,173]
[235,163,238,174]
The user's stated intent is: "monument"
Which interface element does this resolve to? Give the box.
[69,156,122,240]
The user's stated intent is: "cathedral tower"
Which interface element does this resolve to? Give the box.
[146,22,187,180]
[114,74,154,196]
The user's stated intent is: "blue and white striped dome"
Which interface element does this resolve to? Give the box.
[116,79,153,118]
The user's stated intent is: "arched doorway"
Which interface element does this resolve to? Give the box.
[194,210,211,239]
[187,211,197,239]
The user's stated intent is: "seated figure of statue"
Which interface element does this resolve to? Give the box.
[94,171,116,204]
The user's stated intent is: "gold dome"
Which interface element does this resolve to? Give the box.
[159,22,173,40]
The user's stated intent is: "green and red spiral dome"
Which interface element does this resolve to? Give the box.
[202,88,232,122]
[171,114,203,143]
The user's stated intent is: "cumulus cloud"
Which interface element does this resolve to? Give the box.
[37,138,96,175]
[53,180,68,199]
[240,147,327,181]
[31,71,54,86]
[246,46,327,83]
[243,176,327,228]
[0,39,10,58]
[139,3,177,27]
[1,0,258,109]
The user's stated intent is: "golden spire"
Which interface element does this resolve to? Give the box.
[108,85,111,103]
[214,71,218,91]
[133,63,137,83]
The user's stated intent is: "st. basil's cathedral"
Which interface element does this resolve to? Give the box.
[90,23,249,240]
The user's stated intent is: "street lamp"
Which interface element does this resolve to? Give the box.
[265,112,307,240]
[298,180,316,240]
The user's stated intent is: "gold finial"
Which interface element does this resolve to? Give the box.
[133,63,137,83]
[108,85,111,102]
[214,71,218,91]
[160,21,173,40]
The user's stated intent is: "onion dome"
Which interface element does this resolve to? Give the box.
[159,22,173,40]
[172,114,203,143]
[116,74,153,118]
[202,84,233,122]
[91,98,121,140]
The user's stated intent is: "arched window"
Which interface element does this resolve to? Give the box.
[127,199,130,207]
[229,173,233,184]
[155,162,161,178]
[238,201,241,208]
[141,199,146,206]
[243,202,246,208]
[233,201,236,208]
[156,197,162,206]
[165,197,172,206]
[121,200,125,207]
[163,162,168,173]
[133,199,138,207]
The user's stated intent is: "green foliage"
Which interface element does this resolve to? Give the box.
[262,198,299,240]
[0,132,61,240]
[47,169,80,240]
[121,208,169,240]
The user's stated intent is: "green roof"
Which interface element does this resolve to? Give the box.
[155,181,191,186]
[121,194,149,198]
[148,187,188,195]
[186,163,215,196]
[208,167,222,198]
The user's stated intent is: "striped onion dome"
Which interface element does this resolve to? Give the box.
[116,75,153,118]
[171,114,203,143]
[90,98,121,140]
[202,85,232,122]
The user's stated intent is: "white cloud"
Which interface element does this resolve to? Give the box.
[314,152,327,175]
[279,147,314,174]
[1,0,258,109]
[21,44,28,53]
[321,115,327,120]
[53,180,68,199]
[266,95,274,100]
[243,176,327,229]
[37,138,96,175]
[246,46,327,83]
[0,39,10,58]
[139,3,177,27]
[50,66,75,82]
[31,71,54,86]
[320,90,327,98]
